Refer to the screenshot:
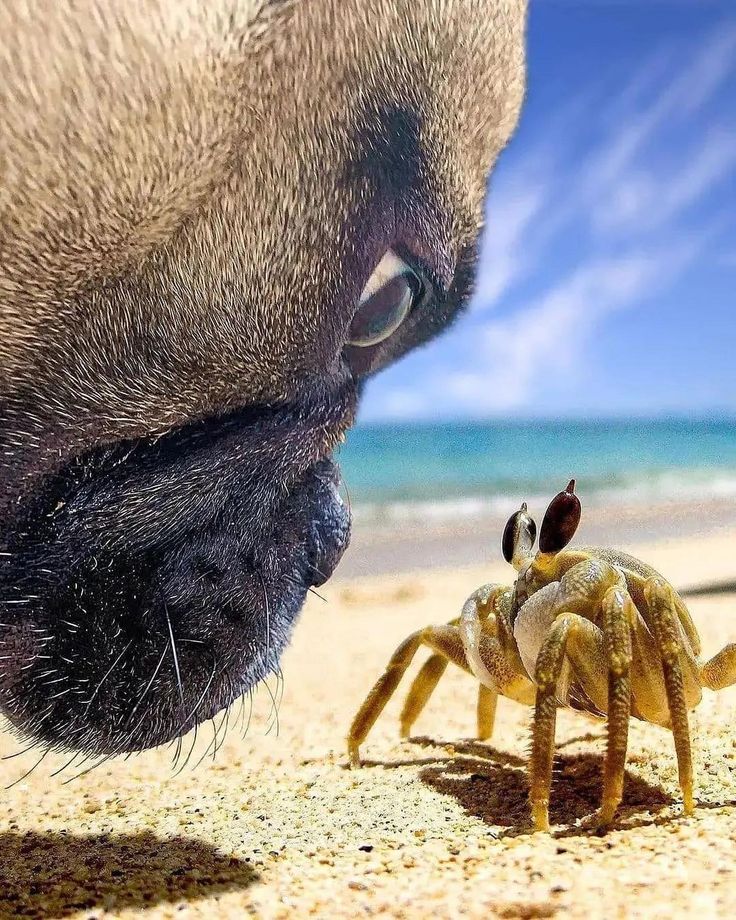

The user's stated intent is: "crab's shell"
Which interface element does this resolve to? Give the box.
[512,546,701,708]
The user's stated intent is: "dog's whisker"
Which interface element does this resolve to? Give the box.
[61,752,113,785]
[257,571,271,668]
[84,639,133,714]
[172,655,217,740]
[171,731,184,769]
[173,719,200,778]
[164,604,185,709]
[4,746,51,790]
[49,749,85,779]
[235,692,245,734]
[241,688,255,740]
[58,750,97,780]
[213,705,231,759]
[4,741,30,762]
[192,712,225,771]
[263,673,281,738]
[125,644,168,738]
[306,561,329,581]
[275,665,285,710]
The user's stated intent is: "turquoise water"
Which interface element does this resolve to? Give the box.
[337,419,736,521]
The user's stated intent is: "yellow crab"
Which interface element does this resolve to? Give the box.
[348,481,736,832]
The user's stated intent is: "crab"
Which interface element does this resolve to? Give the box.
[347,480,736,832]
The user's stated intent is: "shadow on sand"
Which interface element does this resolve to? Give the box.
[0,829,259,919]
[367,736,672,835]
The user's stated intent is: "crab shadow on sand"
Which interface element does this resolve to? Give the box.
[0,829,259,919]
[365,735,673,836]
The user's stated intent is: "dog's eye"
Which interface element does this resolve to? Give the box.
[347,250,423,347]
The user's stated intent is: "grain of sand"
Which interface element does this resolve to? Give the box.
[2,528,736,919]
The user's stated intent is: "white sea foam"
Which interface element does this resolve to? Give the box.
[351,468,736,528]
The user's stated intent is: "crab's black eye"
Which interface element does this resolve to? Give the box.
[539,479,581,554]
[347,250,423,347]
[502,503,537,566]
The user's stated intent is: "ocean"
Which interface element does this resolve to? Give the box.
[337,418,736,526]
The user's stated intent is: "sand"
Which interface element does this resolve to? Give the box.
[338,495,736,578]
[3,524,736,919]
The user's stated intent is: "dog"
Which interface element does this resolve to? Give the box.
[0,0,526,757]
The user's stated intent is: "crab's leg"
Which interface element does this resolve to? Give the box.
[395,625,501,741]
[528,607,631,832]
[528,612,580,832]
[402,649,499,741]
[348,623,469,767]
[598,585,634,826]
[400,653,451,738]
[401,649,500,741]
[477,683,498,741]
[643,577,694,815]
[523,591,635,831]
[701,644,736,691]
[528,589,634,829]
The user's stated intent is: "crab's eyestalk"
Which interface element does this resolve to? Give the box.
[538,479,581,554]
[502,501,537,570]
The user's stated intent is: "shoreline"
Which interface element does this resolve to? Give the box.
[337,494,736,578]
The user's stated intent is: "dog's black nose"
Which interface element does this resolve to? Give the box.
[306,460,351,587]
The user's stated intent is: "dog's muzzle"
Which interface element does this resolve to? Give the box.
[0,388,355,756]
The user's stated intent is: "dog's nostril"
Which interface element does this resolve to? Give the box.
[307,473,351,587]
[310,541,345,586]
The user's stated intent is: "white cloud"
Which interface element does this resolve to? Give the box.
[369,19,736,421]
[376,388,428,420]
[373,238,705,419]
[580,20,736,188]
[446,240,703,412]
[592,127,736,236]
[454,21,736,412]
[472,181,548,308]
[475,20,736,306]
[472,87,605,313]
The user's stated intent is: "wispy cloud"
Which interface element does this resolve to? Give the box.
[582,23,736,192]
[373,17,736,419]
[446,240,704,412]
[591,128,736,237]
[471,181,547,307]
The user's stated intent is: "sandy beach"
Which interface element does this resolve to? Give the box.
[2,507,736,919]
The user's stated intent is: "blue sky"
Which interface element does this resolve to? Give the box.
[359,0,736,422]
